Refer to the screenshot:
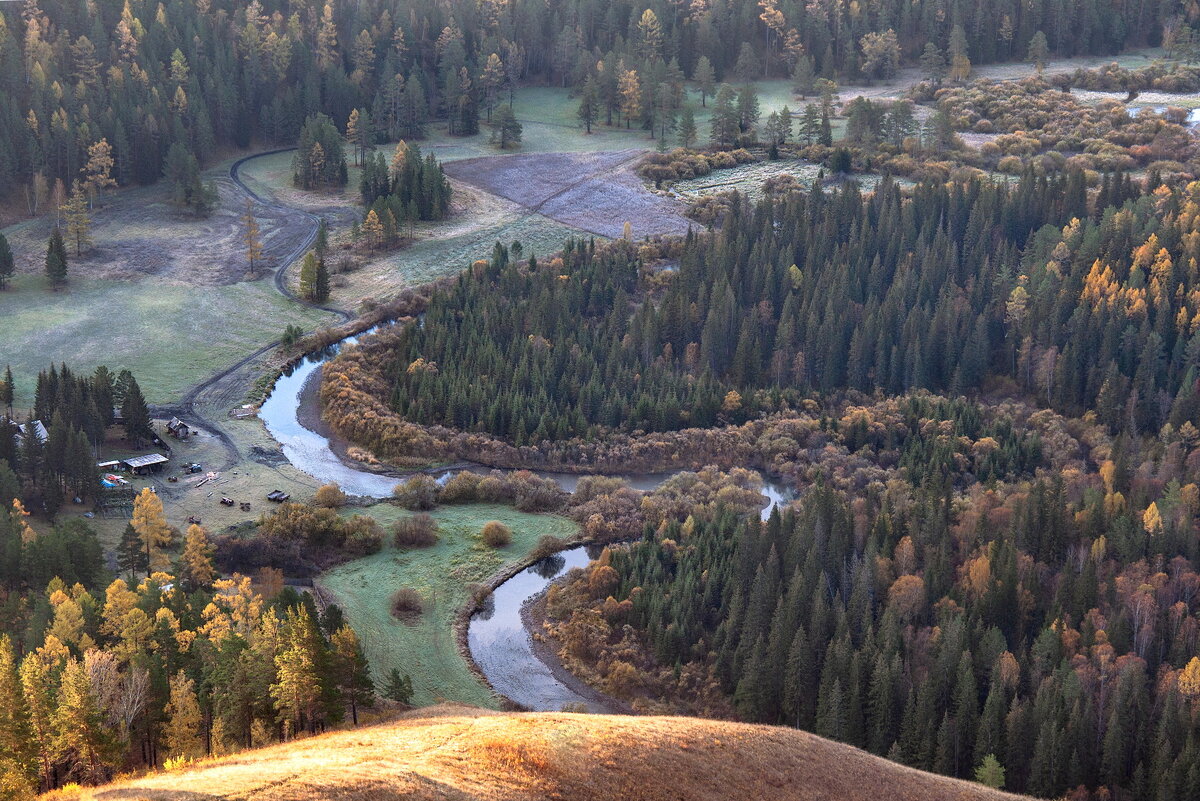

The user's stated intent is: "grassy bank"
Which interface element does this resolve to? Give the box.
[319,503,579,707]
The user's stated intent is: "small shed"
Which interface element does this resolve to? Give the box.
[121,453,169,475]
[96,460,121,472]
[166,417,191,439]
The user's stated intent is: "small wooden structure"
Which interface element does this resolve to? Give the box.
[18,420,48,444]
[120,453,169,475]
[166,418,191,439]
[267,490,290,503]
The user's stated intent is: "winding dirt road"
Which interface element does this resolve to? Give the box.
[150,149,351,469]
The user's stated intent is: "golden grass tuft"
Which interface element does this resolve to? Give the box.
[471,735,556,778]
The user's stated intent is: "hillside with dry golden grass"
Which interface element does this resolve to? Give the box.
[61,705,1030,801]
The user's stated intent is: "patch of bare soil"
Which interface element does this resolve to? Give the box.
[443,149,693,239]
[4,179,310,286]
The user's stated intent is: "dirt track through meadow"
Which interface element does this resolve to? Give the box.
[443,149,693,240]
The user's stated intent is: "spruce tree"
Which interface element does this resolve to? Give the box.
[677,106,697,148]
[315,218,329,258]
[383,668,413,704]
[116,523,148,580]
[314,257,330,304]
[0,365,12,420]
[709,84,739,147]
[693,56,716,106]
[121,379,153,446]
[44,227,67,289]
[0,233,13,290]
[819,110,834,146]
[576,76,599,133]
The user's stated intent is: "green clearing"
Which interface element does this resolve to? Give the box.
[238,82,808,198]
[0,273,335,406]
[319,503,579,708]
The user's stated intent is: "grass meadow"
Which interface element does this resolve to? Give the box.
[0,273,335,406]
[319,503,579,708]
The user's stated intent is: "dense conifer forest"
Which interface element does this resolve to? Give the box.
[10,0,1200,798]
[548,414,1200,800]
[375,172,1200,451]
[329,165,1200,800]
[0,0,1177,203]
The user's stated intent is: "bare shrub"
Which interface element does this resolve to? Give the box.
[393,513,439,547]
[342,515,384,555]
[393,474,439,510]
[529,534,567,561]
[313,483,347,508]
[390,587,423,620]
[480,520,512,548]
[439,470,482,503]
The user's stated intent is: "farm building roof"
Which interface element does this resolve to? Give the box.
[22,420,48,443]
[121,453,169,469]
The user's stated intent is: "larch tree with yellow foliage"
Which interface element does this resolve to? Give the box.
[618,65,642,128]
[361,208,384,249]
[179,524,216,592]
[1179,657,1200,701]
[132,488,173,576]
[0,635,36,794]
[1143,502,1163,536]
[162,671,204,759]
[52,657,119,784]
[271,606,326,738]
[81,138,116,207]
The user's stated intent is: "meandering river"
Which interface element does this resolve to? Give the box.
[259,334,794,711]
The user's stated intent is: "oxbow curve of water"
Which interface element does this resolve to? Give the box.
[258,334,796,711]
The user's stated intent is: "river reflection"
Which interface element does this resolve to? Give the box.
[259,334,796,711]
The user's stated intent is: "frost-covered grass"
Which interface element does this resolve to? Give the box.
[670,159,905,204]
[0,274,335,407]
[319,503,579,707]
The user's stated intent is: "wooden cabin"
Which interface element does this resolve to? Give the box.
[166,417,191,439]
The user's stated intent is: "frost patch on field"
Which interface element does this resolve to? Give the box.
[444,150,692,239]
[1,180,305,286]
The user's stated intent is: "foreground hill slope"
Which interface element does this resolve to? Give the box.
[74,704,1027,801]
